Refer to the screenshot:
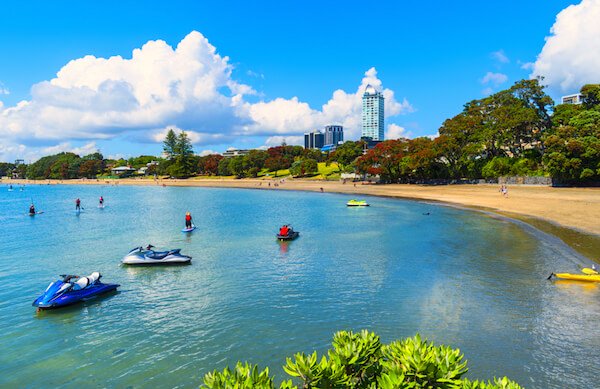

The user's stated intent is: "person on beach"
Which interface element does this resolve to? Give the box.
[99,196,104,207]
[185,212,193,229]
[320,187,324,192]
[29,204,35,215]
[75,198,81,211]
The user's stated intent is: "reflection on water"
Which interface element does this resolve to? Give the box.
[0,185,598,389]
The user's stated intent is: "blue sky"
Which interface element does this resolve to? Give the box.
[0,0,595,161]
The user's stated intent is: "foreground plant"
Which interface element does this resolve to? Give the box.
[201,330,522,389]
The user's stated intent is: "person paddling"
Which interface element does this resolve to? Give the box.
[99,196,104,207]
[185,212,193,229]
[75,198,81,211]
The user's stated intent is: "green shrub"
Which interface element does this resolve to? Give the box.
[201,330,522,389]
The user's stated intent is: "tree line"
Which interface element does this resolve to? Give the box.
[7,80,600,185]
[354,80,600,184]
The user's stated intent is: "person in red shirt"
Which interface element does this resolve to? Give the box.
[185,212,193,229]
[279,225,289,236]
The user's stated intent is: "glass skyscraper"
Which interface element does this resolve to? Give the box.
[361,84,384,141]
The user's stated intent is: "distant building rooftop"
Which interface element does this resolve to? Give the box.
[222,148,250,157]
[561,93,582,105]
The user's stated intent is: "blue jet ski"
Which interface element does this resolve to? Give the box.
[33,272,119,310]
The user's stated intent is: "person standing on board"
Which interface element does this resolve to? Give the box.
[185,212,193,229]
[75,198,81,211]
[99,196,104,207]
[29,204,36,215]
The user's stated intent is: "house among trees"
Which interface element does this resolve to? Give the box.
[111,165,136,176]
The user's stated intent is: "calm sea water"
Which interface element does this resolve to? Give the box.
[0,184,598,388]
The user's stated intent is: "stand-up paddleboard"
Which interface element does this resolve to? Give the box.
[28,211,44,216]
[182,225,196,233]
[75,209,83,215]
[98,204,105,209]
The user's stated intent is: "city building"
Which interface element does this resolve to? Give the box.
[324,125,344,146]
[304,131,325,149]
[222,148,250,157]
[361,84,385,141]
[561,93,582,105]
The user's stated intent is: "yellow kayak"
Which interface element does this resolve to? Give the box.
[553,273,600,282]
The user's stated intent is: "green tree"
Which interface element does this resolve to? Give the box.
[163,129,178,160]
[217,157,232,176]
[580,84,600,109]
[330,141,364,173]
[164,130,195,178]
[228,156,247,178]
[289,158,318,177]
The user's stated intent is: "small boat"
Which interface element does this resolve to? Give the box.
[346,199,369,207]
[33,272,119,310]
[122,246,192,265]
[182,225,196,233]
[276,226,299,241]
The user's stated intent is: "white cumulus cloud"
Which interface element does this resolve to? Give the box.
[385,124,410,139]
[0,32,413,161]
[531,0,600,93]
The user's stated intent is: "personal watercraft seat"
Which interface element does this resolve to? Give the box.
[73,272,101,290]
[146,249,181,259]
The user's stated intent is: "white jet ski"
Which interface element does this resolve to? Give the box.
[122,245,192,265]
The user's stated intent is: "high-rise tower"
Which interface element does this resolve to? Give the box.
[324,125,344,145]
[361,84,385,141]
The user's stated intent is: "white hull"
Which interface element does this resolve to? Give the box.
[122,255,191,265]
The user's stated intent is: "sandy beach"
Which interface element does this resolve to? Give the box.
[8,177,600,237]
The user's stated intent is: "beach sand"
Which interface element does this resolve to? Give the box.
[8,177,600,261]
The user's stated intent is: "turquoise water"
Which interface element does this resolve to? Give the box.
[0,184,598,388]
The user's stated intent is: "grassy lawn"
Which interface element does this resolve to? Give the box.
[190,162,342,180]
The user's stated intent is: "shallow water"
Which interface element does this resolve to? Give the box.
[0,184,598,388]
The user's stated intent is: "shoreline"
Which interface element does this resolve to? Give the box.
[7,177,600,262]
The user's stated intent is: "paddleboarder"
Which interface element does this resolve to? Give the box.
[75,198,81,211]
[185,212,193,229]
